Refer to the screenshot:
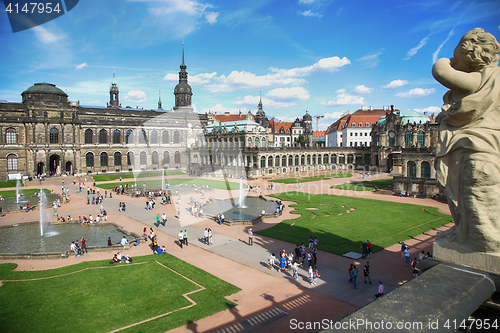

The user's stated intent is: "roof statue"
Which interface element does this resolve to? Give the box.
[432,28,500,260]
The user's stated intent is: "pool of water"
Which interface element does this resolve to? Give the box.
[0,222,129,254]
[0,194,60,213]
[202,197,278,221]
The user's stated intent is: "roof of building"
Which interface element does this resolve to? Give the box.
[214,114,248,122]
[272,120,294,134]
[23,83,68,97]
[376,109,431,125]
[313,130,325,139]
[203,119,267,134]
[326,108,390,133]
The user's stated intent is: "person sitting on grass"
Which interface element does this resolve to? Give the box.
[110,254,119,264]
[125,255,133,264]
[162,246,167,254]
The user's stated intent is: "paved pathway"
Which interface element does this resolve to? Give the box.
[0,173,452,332]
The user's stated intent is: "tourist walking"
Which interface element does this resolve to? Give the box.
[360,241,368,258]
[364,262,371,284]
[404,247,411,266]
[269,253,276,270]
[208,228,213,245]
[183,229,188,246]
[179,230,184,248]
[248,228,253,246]
[348,264,354,284]
[352,265,358,289]
[411,258,419,277]
[204,228,209,244]
[367,240,372,257]
[401,241,406,258]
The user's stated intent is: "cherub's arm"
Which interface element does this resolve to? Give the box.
[432,58,481,94]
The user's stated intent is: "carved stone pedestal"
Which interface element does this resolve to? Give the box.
[433,242,500,274]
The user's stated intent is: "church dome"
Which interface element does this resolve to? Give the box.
[174,82,192,94]
[23,83,67,97]
[303,111,312,121]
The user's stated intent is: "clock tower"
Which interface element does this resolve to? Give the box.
[173,44,193,111]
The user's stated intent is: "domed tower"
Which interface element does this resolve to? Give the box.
[255,95,270,128]
[108,71,119,108]
[303,109,313,146]
[173,44,193,111]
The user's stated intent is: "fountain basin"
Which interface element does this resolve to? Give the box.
[202,197,278,222]
[0,194,60,213]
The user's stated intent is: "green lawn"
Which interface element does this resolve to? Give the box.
[97,178,240,190]
[92,171,185,182]
[0,254,240,333]
[257,192,453,255]
[273,173,353,183]
[0,180,22,188]
[0,188,50,199]
[331,178,393,191]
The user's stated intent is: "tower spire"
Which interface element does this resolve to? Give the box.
[158,90,162,110]
[182,40,185,65]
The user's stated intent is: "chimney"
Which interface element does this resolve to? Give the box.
[370,106,373,111]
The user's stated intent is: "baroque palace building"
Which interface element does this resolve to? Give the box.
[0,55,441,197]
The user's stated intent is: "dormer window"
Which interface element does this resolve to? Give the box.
[352,123,356,128]
[359,123,363,127]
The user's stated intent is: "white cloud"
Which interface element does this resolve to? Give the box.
[382,79,409,89]
[396,88,436,98]
[321,93,365,106]
[233,95,296,109]
[433,29,454,63]
[358,52,382,68]
[335,88,346,94]
[32,25,65,44]
[299,0,315,4]
[298,10,322,18]
[414,106,441,113]
[352,85,373,95]
[205,11,219,24]
[75,63,88,71]
[267,87,310,101]
[144,0,214,16]
[323,111,345,120]
[125,90,148,104]
[189,72,218,84]
[404,37,428,60]
[163,73,178,82]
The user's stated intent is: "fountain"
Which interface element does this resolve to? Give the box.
[238,179,246,208]
[203,197,277,222]
[39,189,48,236]
[161,169,165,192]
[16,179,21,203]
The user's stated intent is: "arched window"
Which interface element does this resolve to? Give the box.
[352,123,356,127]
[366,122,370,127]
[388,131,396,147]
[127,152,134,166]
[150,131,158,144]
[268,156,273,167]
[193,155,199,163]
[404,130,412,147]
[163,151,170,164]
[417,131,425,146]
[373,132,379,146]
[301,155,305,165]
[6,128,17,144]
[86,152,94,167]
[288,155,293,166]
[255,138,259,147]
[100,152,108,166]
[140,151,147,165]
[262,137,266,147]
[248,138,252,146]
[275,156,280,167]
[162,131,169,144]
[152,151,159,164]
[84,129,93,144]
[49,128,59,144]
[174,151,181,163]
[421,161,431,178]
[7,154,17,170]
[331,154,336,164]
[347,154,354,164]
[99,129,107,144]
[306,155,311,165]
[408,161,416,177]
[282,155,287,167]
[339,154,346,164]
[317,154,322,164]
[173,131,180,144]
[113,130,121,144]
[261,156,266,168]
[323,154,329,164]
[139,130,147,144]
[126,130,134,144]
[312,155,316,165]
[114,152,122,166]
[295,155,299,166]
[359,123,363,128]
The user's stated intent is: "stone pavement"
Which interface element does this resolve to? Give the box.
[0,173,452,332]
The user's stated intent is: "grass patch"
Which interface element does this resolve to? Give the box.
[331,178,393,191]
[0,180,22,188]
[256,192,452,255]
[97,178,240,190]
[273,173,353,183]
[92,171,185,182]
[0,254,240,333]
[0,188,50,199]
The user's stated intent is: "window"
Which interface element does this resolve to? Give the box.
[301,155,305,166]
[162,131,169,144]
[255,138,259,147]
[84,129,93,144]
[359,123,363,127]
[175,151,181,163]
[7,154,17,170]
[126,130,134,144]
[262,137,266,147]
[275,156,280,167]
[417,131,425,146]
[173,131,180,144]
[331,154,336,164]
[86,152,94,167]
[152,151,159,164]
[99,129,107,144]
[366,123,370,127]
[150,131,158,144]
[339,154,345,164]
[421,161,431,178]
[113,130,121,144]
[114,152,122,166]
[268,156,273,167]
[49,128,59,144]
[312,155,316,165]
[347,154,354,164]
[261,157,266,168]
[193,155,199,164]
[352,123,356,127]
[139,130,147,144]
[100,152,108,166]
[288,155,293,166]
[323,154,329,164]
[282,155,286,167]
[388,132,396,147]
[350,133,353,136]
[163,151,170,164]
[318,154,322,164]
[295,155,299,166]
[6,128,16,144]
[127,152,134,166]
[140,151,147,165]
[408,161,417,177]
[404,131,412,147]
[373,132,379,146]
[248,138,252,146]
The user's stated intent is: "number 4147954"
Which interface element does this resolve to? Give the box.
[5,3,62,14]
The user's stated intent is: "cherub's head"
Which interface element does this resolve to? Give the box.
[451,28,500,72]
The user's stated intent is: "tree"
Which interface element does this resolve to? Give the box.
[297,134,307,147]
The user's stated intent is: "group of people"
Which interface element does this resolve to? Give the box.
[178,229,188,248]
[110,252,133,264]
[203,228,213,245]
[69,237,87,257]
[359,240,372,259]
[268,246,321,284]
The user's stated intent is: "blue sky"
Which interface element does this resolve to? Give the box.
[0,0,499,130]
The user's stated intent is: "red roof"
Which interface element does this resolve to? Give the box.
[313,130,325,139]
[272,121,294,134]
[214,114,248,122]
[326,108,391,133]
